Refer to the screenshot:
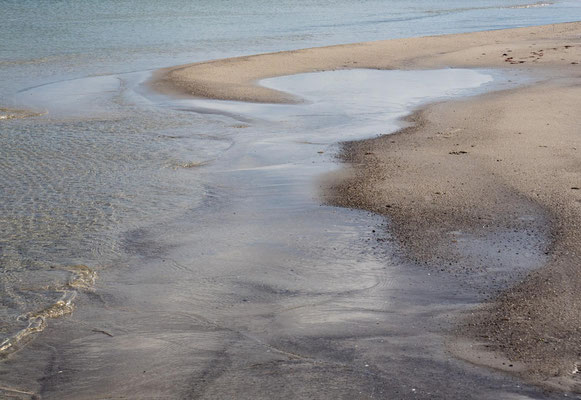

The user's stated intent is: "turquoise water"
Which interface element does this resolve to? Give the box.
[0,1,579,397]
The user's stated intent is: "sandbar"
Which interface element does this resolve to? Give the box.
[152,22,581,392]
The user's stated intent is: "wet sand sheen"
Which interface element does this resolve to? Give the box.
[2,22,580,400]
[152,21,581,393]
[2,0,581,395]
[1,71,548,399]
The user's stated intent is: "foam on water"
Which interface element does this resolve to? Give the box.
[0,265,96,357]
[0,108,45,120]
[509,1,554,8]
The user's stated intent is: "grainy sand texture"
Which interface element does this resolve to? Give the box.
[328,79,581,391]
[152,22,581,392]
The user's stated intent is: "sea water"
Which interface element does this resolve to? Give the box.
[0,0,579,397]
[1,0,579,98]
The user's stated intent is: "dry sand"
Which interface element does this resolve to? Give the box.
[152,22,581,392]
[152,22,580,103]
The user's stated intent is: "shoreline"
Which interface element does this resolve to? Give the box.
[151,22,581,392]
[323,78,581,391]
[323,81,581,390]
[150,22,580,103]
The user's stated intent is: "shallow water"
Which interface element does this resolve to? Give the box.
[0,66,555,399]
[2,0,580,100]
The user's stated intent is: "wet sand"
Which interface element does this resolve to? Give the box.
[328,79,581,391]
[5,68,544,400]
[153,22,581,392]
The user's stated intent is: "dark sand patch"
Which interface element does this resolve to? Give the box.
[325,79,581,391]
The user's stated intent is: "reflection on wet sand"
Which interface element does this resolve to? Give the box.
[0,69,554,399]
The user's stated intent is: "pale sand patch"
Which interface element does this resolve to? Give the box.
[151,22,581,103]
[151,21,581,392]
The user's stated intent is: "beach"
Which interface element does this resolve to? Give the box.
[2,0,581,396]
[329,79,581,391]
[152,22,581,392]
[152,22,580,103]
